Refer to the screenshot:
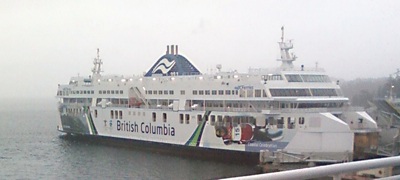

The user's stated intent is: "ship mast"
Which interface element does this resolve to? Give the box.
[277,26,297,70]
[92,48,103,79]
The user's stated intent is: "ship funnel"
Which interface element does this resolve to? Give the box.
[171,45,175,55]
[176,45,178,55]
[166,45,170,54]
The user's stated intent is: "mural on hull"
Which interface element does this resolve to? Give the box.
[212,115,288,152]
[215,123,283,145]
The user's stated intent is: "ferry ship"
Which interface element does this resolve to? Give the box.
[56,28,379,164]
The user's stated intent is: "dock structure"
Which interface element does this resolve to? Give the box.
[371,99,400,157]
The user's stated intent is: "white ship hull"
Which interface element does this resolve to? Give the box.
[56,30,379,164]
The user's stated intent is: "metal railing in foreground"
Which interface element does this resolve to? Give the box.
[223,156,400,180]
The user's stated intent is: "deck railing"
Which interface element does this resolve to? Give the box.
[223,156,400,180]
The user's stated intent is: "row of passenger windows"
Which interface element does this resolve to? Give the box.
[145,89,241,96]
[274,117,306,129]
[145,89,270,98]
[63,98,92,104]
[57,90,94,96]
[58,90,124,96]
[99,90,124,95]
[94,109,148,119]
[285,74,331,83]
[269,88,338,97]
[261,74,283,81]
[146,90,175,95]
[193,90,239,96]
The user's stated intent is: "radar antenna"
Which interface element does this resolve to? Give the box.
[277,26,296,70]
[92,48,103,78]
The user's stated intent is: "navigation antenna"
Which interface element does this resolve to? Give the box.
[277,26,297,70]
[92,48,103,78]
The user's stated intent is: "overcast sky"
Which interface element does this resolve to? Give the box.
[1,0,399,99]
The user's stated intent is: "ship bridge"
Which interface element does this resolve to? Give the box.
[144,45,201,77]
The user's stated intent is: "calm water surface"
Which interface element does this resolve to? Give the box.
[0,98,257,179]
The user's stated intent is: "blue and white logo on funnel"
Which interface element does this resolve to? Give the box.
[152,58,176,74]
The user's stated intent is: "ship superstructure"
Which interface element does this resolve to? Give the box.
[56,29,379,164]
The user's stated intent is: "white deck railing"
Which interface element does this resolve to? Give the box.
[223,156,400,180]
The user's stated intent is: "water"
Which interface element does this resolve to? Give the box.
[0,98,257,179]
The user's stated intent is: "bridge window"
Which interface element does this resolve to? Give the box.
[311,89,337,96]
[285,74,302,82]
[255,89,262,97]
[192,90,197,95]
[239,89,246,97]
[247,89,254,97]
[225,90,231,95]
[110,110,114,119]
[212,90,217,95]
[218,90,224,95]
[264,74,283,81]
[302,75,331,82]
[263,90,267,97]
[270,89,311,97]
[180,90,185,95]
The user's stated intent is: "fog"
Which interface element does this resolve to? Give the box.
[1,0,399,98]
